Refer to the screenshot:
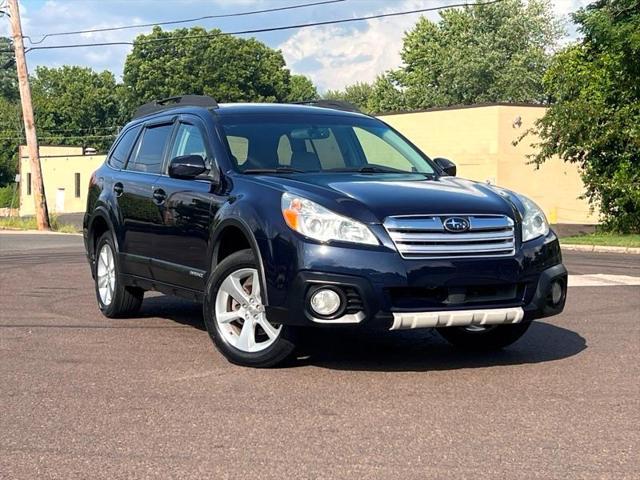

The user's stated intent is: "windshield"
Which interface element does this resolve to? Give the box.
[220,115,435,175]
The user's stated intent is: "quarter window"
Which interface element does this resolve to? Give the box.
[127,123,173,174]
[108,126,140,169]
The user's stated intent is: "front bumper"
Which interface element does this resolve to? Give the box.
[265,231,567,329]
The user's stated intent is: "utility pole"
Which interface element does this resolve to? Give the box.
[7,0,50,230]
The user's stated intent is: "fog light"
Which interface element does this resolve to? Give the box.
[550,280,563,305]
[310,288,342,316]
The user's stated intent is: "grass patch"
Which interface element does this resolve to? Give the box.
[561,233,640,248]
[0,215,80,233]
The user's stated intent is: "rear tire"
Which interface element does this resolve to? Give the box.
[203,249,297,368]
[94,232,143,318]
[436,322,532,350]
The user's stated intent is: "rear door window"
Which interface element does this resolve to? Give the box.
[108,126,140,169]
[127,123,174,174]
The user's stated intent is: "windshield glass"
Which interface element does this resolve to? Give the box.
[220,115,435,174]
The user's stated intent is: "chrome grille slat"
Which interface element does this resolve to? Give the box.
[389,230,514,242]
[398,241,514,254]
[384,214,516,259]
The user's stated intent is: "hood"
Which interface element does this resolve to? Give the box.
[248,172,518,223]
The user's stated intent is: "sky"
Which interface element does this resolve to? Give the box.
[1,0,593,92]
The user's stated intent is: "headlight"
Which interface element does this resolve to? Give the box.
[281,192,378,245]
[518,194,549,242]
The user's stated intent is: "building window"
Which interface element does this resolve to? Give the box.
[26,172,31,195]
[75,173,81,198]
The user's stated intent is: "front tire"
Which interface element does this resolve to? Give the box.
[436,322,532,350]
[94,232,143,318]
[203,249,296,368]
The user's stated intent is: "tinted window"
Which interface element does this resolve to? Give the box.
[221,117,434,174]
[354,127,416,171]
[305,129,345,169]
[170,123,207,160]
[227,135,248,165]
[277,135,292,165]
[127,124,173,174]
[108,126,140,168]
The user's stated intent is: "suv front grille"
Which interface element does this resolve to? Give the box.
[383,214,516,259]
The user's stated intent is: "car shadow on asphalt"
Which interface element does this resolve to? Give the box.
[137,295,207,331]
[139,296,586,372]
[298,322,587,372]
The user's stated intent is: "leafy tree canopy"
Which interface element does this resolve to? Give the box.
[324,82,375,113]
[0,97,22,186]
[0,37,18,101]
[358,0,562,113]
[530,0,640,232]
[286,74,318,102]
[124,27,307,109]
[31,66,125,152]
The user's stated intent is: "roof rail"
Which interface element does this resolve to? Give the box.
[292,99,361,113]
[133,95,219,119]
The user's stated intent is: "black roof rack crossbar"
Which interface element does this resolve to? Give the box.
[292,99,361,113]
[133,95,219,119]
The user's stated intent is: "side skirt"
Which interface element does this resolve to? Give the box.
[120,273,204,303]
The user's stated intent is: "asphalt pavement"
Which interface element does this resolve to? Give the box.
[0,232,638,479]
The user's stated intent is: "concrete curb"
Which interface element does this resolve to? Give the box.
[0,228,82,236]
[561,243,640,255]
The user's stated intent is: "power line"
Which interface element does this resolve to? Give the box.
[24,0,346,45]
[0,133,117,140]
[11,1,503,53]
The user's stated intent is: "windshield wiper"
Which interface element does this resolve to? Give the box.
[357,165,407,173]
[325,165,433,176]
[242,167,305,174]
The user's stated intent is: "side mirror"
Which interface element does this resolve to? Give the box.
[434,157,456,176]
[168,155,207,180]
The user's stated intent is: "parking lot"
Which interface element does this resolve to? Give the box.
[1,232,638,479]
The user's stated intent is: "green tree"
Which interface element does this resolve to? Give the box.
[371,0,562,110]
[124,27,305,108]
[30,66,125,151]
[367,74,406,114]
[529,0,640,232]
[0,97,22,186]
[324,82,375,113]
[286,74,318,102]
[0,37,18,101]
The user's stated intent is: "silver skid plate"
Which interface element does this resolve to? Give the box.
[390,307,524,330]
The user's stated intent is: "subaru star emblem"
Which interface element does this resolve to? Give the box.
[443,217,470,233]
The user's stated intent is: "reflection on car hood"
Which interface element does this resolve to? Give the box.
[249,172,517,223]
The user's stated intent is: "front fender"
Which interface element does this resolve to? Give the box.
[209,203,273,305]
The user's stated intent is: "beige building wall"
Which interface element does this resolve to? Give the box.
[379,105,597,224]
[19,146,105,217]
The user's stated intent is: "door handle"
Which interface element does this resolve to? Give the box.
[113,182,124,197]
[153,188,167,204]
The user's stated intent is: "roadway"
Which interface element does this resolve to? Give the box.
[1,232,638,479]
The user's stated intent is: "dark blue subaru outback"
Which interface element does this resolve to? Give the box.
[84,95,567,367]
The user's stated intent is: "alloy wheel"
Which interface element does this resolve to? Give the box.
[214,268,282,353]
[96,243,116,306]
